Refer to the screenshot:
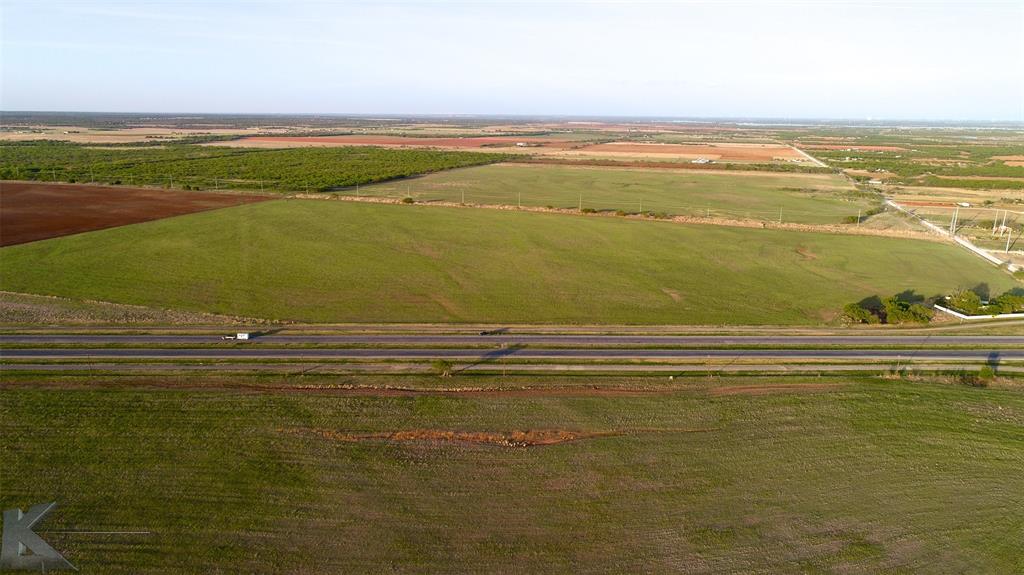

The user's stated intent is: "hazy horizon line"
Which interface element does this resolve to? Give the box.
[4,110,1023,128]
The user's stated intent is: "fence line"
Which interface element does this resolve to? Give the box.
[933,304,1024,321]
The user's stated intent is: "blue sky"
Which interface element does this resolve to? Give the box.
[2,1,1022,120]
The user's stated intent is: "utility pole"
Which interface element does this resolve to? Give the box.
[1006,228,1014,253]
[950,206,959,235]
[857,209,861,226]
[639,198,643,214]
[1001,210,1008,236]
[461,189,464,204]
[518,191,521,209]
[778,206,783,224]
[579,193,582,211]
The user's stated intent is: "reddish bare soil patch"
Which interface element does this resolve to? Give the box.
[285,427,617,447]
[573,142,803,162]
[710,383,844,396]
[0,181,272,246]
[284,426,715,447]
[795,246,818,260]
[992,155,1024,161]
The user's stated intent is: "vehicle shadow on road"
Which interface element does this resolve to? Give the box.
[987,350,1001,375]
[455,343,524,373]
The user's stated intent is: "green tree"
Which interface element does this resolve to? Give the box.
[946,289,982,315]
[842,302,879,324]
[883,296,933,324]
[989,292,1024,314]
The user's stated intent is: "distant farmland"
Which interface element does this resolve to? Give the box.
[355,163,874,224]
[0,200,1013,324]
[0,142,504,192]
[553,141,813,163]
[232,134,582,150]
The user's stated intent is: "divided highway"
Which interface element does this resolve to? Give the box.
[4,333,1021,373]
[4,334,1024,346]
[4,348,1024,360]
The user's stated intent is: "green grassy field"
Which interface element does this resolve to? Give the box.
[2,375,1023,573]
[354,164,873,224]
[0,200,1015,324]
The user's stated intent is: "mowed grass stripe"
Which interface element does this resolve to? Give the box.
[0,200,1014,324]
[356,164,871,224]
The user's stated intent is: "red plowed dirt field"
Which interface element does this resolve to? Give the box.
[572,142,804,161]
[0,181,272,246]
[240,135,577,149]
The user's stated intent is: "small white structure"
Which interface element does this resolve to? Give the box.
[691,158,711,164]
[236,332,250,340]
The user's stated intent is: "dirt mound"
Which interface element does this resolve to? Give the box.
[284,426,714,447]
[795,246,818,260]
[284,427,614,447]
[710,383,844,396]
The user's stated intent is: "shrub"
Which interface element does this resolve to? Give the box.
[432,359,452,377]
[401,197,415,204]
[947,289,982,315]
[958,371,985,387]
[989,292,1024,314]
[883,296,933,324]
[615,210,627,217]
[979,365,996,380]
[842,303,879,324]
[581,207,597,214]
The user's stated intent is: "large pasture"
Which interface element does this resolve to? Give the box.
[3,376,1023,572]
[356,164,872,224]
[0,199,1013,324]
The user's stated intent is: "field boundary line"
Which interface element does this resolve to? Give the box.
[884,199,1011,268]
[294,193,946,243]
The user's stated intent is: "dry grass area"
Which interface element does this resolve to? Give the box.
[0,290,263,325]
[0,125,267,144]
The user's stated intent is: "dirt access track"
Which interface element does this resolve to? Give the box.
[0,181,272,246]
